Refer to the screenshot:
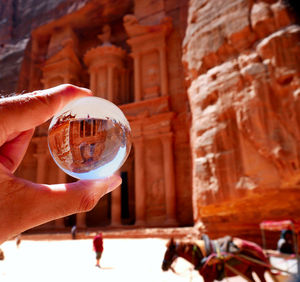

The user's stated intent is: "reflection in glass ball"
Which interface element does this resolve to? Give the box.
[48,96,132,180]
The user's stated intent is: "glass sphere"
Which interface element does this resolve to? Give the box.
[48,96,132,180]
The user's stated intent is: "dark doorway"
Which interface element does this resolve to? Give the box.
[65,175,78,227]
[121,169,135,225]
[64,214,76,227]
[121,172,129,220]
[86,193,111,227]
[120,148,135,225]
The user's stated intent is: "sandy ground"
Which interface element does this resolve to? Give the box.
[0,238,294,282]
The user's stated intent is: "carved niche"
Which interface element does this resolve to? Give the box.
[124,15,172,101]
[41,26,82,88]
[84,25,128,105]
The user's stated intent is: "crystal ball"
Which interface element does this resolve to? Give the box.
[48,96,132,180]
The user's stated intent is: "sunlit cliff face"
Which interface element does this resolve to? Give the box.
[182,0,300,236]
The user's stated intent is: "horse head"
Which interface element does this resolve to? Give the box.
[162,238,178,271]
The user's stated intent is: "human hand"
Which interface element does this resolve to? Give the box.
[0,84,121,244]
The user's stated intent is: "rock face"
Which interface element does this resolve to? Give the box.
[0,0,86,93]
[183,0,300,239]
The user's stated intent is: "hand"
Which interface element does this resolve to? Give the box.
[0,84,121,244]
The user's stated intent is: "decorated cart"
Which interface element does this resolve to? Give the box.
[260,220,300,277]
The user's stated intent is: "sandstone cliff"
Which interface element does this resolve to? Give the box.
[183,0,300,238]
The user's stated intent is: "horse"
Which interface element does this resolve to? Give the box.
[0,248,4,260]
[162,236,276,282]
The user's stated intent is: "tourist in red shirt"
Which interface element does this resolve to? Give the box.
[93,232,104,267]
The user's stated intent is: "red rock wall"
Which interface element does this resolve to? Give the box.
[183,0,300,239]
[0,0,92,93]
[0,0,13,44]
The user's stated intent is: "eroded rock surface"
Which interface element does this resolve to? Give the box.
[183,0,300,237]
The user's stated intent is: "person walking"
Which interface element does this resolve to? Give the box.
[93,232,103,268]
[71,225,77,240]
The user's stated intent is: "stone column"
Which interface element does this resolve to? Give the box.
[68,163,87,228]
[35,153,47,183]
[34,138,48,184]
[84,44,126,101]
[77,213,87,228]
[134,138,146,226]
[161,133,177,225]
[90,71,97,94]
[54,217,65,228]
[107,65,114,102]
[159,46,168,96]
[55,169,67,228]
[111,184,121,226]
[133,54,141,102]
[120,68,126,103]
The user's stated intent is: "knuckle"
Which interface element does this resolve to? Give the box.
[61,84,76,93]
[78,193,97,212]
[33,94,54,113]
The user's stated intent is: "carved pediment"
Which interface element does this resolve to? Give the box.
[84,45,126,69]
[123,15,172,38]
[44,44,80,67]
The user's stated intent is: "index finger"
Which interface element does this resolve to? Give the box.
[0,84,92,139]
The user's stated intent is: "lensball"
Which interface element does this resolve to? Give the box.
[48,96,132,180]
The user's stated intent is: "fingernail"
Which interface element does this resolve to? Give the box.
[106,175,122,193]
[78,86,92,95]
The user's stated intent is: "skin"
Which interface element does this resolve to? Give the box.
[0,84,122,244]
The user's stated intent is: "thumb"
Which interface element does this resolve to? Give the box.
[64,175,122,212]
[0,174,122,243]
[37,174,122,217]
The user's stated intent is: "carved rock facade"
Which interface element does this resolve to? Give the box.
[8,0,193,229]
